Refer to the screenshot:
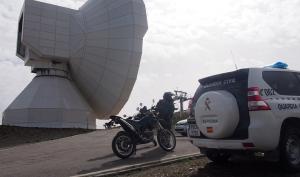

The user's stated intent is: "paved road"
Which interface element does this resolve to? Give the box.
[0,129,199,177]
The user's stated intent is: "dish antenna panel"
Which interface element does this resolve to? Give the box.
[2,0,148,129]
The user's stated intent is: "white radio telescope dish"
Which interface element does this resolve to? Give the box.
[2,0,148,129]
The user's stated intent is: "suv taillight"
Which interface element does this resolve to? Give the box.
[248,87,271,111]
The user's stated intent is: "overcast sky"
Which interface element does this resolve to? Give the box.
[1,0,300,121]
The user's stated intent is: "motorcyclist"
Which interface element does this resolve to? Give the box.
[156,92,175,130]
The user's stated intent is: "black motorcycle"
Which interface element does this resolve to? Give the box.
[110,106,176,159]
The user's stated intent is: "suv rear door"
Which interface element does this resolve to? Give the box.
[190,69,250,140]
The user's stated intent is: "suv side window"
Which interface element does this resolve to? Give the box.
[263,71,300,96]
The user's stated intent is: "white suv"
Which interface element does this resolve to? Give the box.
[188,67,300,171]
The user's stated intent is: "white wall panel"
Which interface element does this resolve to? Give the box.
[3,0,147,129]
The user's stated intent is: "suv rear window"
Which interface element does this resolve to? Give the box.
[263,71,300,96]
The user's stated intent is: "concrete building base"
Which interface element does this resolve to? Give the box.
[2,76,96,129]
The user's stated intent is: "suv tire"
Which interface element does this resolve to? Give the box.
[206,149,231,163]
[280,127,300,172]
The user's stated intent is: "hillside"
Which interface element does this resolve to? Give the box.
[0,126,94,149]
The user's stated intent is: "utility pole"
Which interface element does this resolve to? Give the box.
[174,90,190,119]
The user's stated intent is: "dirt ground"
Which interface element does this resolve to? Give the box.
[118,157,300,177]
[0,125,94,149]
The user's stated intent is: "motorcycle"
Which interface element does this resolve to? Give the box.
[110,106,176,159]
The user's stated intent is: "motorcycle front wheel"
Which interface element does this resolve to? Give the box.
[112,131,136,159]
[157,129,176,151]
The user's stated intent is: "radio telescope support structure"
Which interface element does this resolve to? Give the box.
[2,0,148,129]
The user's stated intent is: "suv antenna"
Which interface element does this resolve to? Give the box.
[231,50,238,70]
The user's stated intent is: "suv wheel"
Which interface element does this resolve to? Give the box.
[280,127,300,172]
[206,149,231,163]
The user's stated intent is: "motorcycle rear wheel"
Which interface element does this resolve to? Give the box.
[112,131,136,159]
[157,129,176,151]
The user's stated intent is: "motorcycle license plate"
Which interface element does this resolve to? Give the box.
[189,124,201,137]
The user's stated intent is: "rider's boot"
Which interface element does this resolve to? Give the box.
[153,139,157,147]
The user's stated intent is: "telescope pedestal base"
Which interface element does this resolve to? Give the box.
[2,76,96,129]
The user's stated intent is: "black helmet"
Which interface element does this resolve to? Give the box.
[163,92,174,101]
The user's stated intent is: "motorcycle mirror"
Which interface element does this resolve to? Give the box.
[139,103,143,107]
[123,114,127,118]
